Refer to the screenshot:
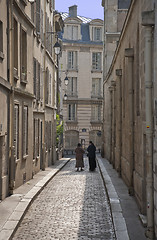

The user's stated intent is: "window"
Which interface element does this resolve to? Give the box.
[92,78,101,97]
[92,52,101,71]
[67,77,77,97]
[33,58,40,101]
[68,104,76,121]
[14,19,18,74]
[67,25,78,40]
[21,27,27,82]
[0,21,3,53]
[23,105,28,156]
[49,73,52,105]
[14,104,19,160]
[33,118,40,159]
[91,105,101,121]
[45,67,52,105]
[68,51,77,70]
[93,27,102,41]
[118,0,131,9]
[36,0,41,34]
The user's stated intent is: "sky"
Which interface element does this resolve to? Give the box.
[55,0,104,20]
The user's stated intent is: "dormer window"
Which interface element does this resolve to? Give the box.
[92,27,102,41]
[67,25,78,40]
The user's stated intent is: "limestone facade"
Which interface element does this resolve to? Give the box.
[102,0,157,237]
[60,6,103,152]
[0,0,63,200]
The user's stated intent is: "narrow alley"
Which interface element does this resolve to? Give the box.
[11,159,115,240]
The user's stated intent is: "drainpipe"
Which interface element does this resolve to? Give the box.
[42,0,46,170]
[125,48,134,196]
[142,10,154,239]
[115,69,122,177]
[111,80,116,168]
[8,0,15,194]
[109,86,113,164]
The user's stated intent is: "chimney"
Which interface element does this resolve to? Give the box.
[69,5,77,17]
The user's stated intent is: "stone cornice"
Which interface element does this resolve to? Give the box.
[13,0,35,29]
[0,77,11,91]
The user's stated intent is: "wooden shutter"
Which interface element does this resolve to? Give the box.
[33,58,36,96]
[36,0,41,34]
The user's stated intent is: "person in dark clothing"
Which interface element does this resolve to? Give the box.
[87,141,96,171]
[75,143,85,172]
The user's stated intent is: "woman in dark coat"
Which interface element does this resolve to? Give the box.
[87,141,96,171]
[75,143,85,171]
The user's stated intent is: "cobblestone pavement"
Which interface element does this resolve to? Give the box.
[12,158,116,240]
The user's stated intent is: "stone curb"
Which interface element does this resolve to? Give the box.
[0,158,70,240]
[97,156,130,240]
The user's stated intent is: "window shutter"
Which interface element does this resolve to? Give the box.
[40,67,43,100]
[45,67,48,104]
[33,58,36,96]
[36,0,41,34]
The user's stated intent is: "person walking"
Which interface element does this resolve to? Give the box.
[75,143,85,171]
[87,141,96,171]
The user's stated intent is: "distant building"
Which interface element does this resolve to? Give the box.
[60,5,103,152]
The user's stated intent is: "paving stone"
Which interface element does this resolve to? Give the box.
[12,159,116,240]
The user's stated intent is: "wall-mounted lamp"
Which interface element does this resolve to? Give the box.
[64,76,69,86]
[64,94,68,100]
[53,41,61,55]
[28,0,35,3]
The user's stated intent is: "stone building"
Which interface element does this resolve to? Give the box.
[60,5,103,152]
[102,0,157,238]
[0,0,63,200]
[0,0,10,200]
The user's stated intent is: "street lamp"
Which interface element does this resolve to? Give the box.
[64,76,69,86]
[53,41,61,55]
[64,94,68,100]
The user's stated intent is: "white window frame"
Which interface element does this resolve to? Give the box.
[91,105,101,121]
[67,77,77,96]
[92,78,101,97]
[68,51,77,70]
[92,52,101,71]
[68,104,76,121]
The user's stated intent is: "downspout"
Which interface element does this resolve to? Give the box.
[115,69,122,177]
[111,80,116,168]
[125,48,134,195]
[8,0,15,194]
[109,86,113,163]
[142,11,154,239]
[42,0,46,170]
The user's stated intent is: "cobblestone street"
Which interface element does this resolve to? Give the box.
[12,158,116,240]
